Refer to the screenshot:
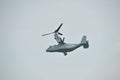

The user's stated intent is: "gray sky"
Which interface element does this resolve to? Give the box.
[1,0,120,80]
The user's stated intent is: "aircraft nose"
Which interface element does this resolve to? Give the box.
[46,48,50,52]
[46,46,53,52]
[46,49,49,52]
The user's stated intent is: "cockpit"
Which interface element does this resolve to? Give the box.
[49,46,52,48]
[48,45,58,49]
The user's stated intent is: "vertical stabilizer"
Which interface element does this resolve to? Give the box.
[81,36,87,44]
[81,36,89,48]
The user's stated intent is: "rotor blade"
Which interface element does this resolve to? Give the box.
[58,32,63,35]
[42,32,54,36]
[55,23,63,32]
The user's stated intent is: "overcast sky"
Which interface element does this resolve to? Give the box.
[1,0,120,80]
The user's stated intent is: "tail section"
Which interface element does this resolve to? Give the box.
[81,36,89,48]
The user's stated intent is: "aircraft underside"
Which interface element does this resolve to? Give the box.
[42,23,89,56]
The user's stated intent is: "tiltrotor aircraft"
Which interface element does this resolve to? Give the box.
[42,23,89,56]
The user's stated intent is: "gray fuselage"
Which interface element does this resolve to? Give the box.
[46,43,82,53]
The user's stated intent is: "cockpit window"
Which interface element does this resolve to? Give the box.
[49,46,52,48]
